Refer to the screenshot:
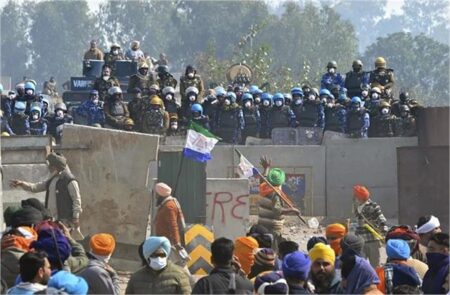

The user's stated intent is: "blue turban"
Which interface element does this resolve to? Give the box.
[142,236,171,259]
[386,239,410,260]
[31,228,72,267]
[282,251,311,280]
[48,271,88,294]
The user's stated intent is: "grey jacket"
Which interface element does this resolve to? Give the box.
[78,254,120,295]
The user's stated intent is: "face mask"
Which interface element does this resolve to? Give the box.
[165,94,173,101]
[275,100,283,107]
[328,68,335,74]
[187,73,194,78]
[371,93,379,99]
[149,257,167,270]
[295,99,303,105]
[56,110,64,118]
[327,103,334,108]
[262,100,270,107]
[362,90,368,97]
[352,105,360,111]
[112,49,119,55]
[244,101,251,108]
[26,89,33,95]
[224,99,231,106]
[93,99,99,105]
[381,108,389,115]
[308,95,315,101]
[189,95,196,102]
[254,97,261,104]
[32,114,39,120]
[103,76,110,81]
[170,122,178,130]
[9,95,15,100]
[426,252,447,268]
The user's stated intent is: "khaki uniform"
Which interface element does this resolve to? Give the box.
[93,76,120,101]
[179,75,204,99]
[104,52,125,75]
[84,48,104,60]
[127,74,155,95]
[157,75,177,89]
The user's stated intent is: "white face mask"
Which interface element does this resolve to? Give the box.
[371,93,379,100]
[56,110,64,118]
[149,257,167,270]
[262,100,270,107]
[381,108,389,115]
[328,68,335,74]
[362,90,368,97]
[327,103,334,108]
[187,73,194,78]
[189,95,196,102]
[165,94,173,101]
[244,101,251,108]
[171,122,178,130]
[295,99,302,105]
[112,49,119,55]
[254,97,261,104]
[93,99,99,105]
[308,95,315,101]
[224,99,231,106]
[32,114,39,120]
[275,100,283,107]
[103,76,110,81]
[9,95,15,100]
[26,89,33,95]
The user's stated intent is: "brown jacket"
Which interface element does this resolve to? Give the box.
[154,198,181,245]
[84,48,104,60]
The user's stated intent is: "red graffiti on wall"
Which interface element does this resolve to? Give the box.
[207,192,249,224]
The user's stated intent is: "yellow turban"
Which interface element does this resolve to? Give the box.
[308,243,335,265]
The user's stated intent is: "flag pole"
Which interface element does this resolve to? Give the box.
[234,148,307,225]
[172,150,185,198]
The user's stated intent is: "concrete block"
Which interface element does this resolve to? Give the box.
[59,125,159,250]
[206,178,250,240]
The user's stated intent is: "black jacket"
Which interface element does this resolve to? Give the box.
[192,266,253,294]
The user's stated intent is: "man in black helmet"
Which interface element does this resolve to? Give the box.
[345,60,370,98]
[46,102,73,143]
[179,65,204,100]
[321,61,344,92]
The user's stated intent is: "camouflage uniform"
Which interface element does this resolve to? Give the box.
[369,69,395,100]
[104,52,125,75]
[157,75,177,90]
[128,74,155,96]
[179,75,204,99]
[93,76,120,101]
[354,199,388,268]
[394,115,417,137]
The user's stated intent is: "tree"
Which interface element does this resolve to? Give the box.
[28,1,95,86]
[363,32,449,106]
[1,0,32,86]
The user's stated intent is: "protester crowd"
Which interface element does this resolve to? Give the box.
[1,39,422,144]
[2,153,448,295]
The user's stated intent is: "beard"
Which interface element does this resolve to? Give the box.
[310,268,335,293]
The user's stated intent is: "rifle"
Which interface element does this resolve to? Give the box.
[234,148,307,225]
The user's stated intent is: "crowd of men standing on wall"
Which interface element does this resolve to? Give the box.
[1,39,421,144]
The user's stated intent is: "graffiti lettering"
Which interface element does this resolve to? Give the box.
[207,192,249,224]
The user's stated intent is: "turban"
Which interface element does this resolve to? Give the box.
[255,248,276,267]
[326,223,346,256]
[46,152,67,170]
[48,271,88,294]
[21,198,52,219]
[307,236,328,251]
[282,251,311,280]
[254,272,289,295]
[11,207,43,228]
[386,239,410,260]
[353,185,370,202]
[142,236,171,260]
[416,215,440,234]
[31,228,72,267]
[154,182,172,197]
[234,236,259,275]
[90,233,116,256]
[344,256,380,294]
[3,205,21,227]
[309,243,335,265]
[1,226,38,251]
[340,233,365,256]
[267,168,285,186]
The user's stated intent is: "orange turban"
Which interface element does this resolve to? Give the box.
[90,233,116,256]
[325,223,346,256]
[353,185,370,202]
[1,226,38,251]
[234,236,259,275]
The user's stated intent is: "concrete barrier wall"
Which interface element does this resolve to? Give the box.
[206,178,250,241]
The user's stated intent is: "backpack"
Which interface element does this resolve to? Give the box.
[142,108,164,130]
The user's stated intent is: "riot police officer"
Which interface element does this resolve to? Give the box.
[156,65,177,89]
[321,61,344,92]
[128,62,154,96]
[269,93,296,134]
[292,87,324,128]
[394,105,417,137]
[323,89,346,133]
[104,43,125,75]
[366,87,382,120]
[214,92,244,144]
[371,101,396,137]
[47,102,73,142]
[6,101,30,135]
[360,83,371,104]
[283,93,292,106]
[259,92,273,139]
[180,86,199,129]
[180,65,204,100]
[391,91,422,117]
[190,103,210,130]
[202,89,219,131]
[161,86,180,118]
[29,104,48,135]
[345,60,369,98]
[369,57,395,101]
[76,90,105,127]
[240,93,260,144]
[346,96,370,138]
[103,87,134,131]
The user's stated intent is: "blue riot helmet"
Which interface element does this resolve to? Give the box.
[273,92,284,107]
[24,81,35,95]
[242,92,253,103]
[338,93,347,103]
[339,87,348,95]
[191,103,203,117]
[351,96,362,110]
[215,86,226,98]
[249,85,259,94]
[227,91,237,103]
[253,88,263,105]
[291,87,303,97]
[261,92,272,107]
[14,101,26,113]
[30,103,42,120]
[319,88,332,98]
